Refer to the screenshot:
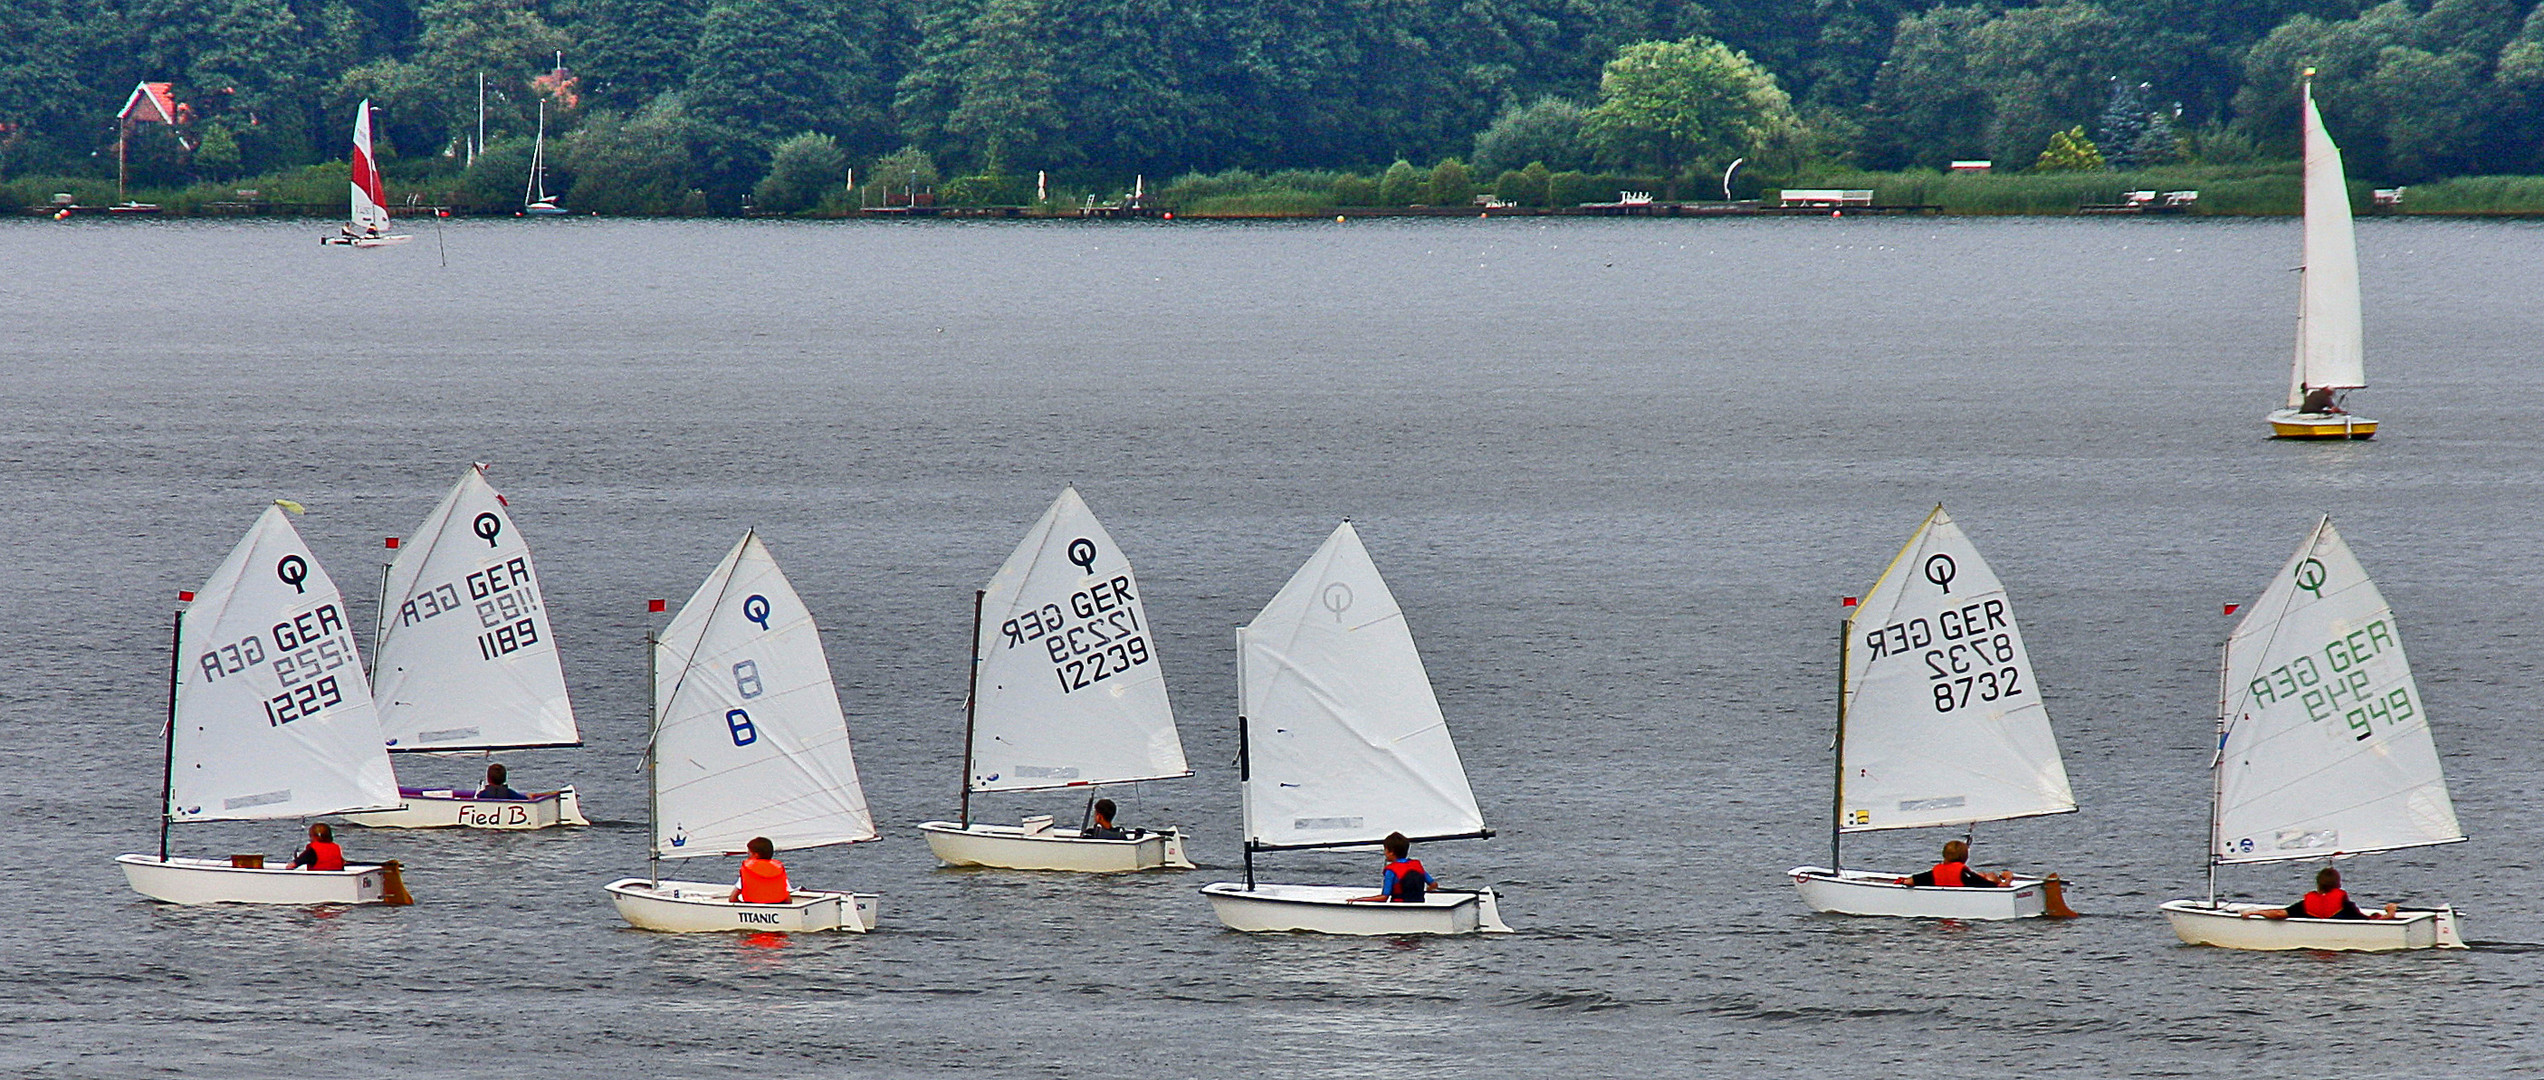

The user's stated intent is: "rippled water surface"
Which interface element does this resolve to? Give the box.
[3,214,2541,1078]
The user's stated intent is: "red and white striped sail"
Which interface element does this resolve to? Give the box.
[349,100,391,234]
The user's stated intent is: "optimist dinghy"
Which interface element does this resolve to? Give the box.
[118,502,414,906]
[604,532,881,933]
[2160,517,2466,951]
[340,465,588,830]
[321,100,410,248]
[918,488,1195,872]
[1199,522,1512,935]
[1789,507,2079,920]
[2266,71,2374,439]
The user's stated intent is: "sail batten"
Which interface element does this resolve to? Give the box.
[372,466,577,752]
[168,505,401,823]
[1838,507,2074,834]
[651,532,875,859]
[2293,75,2366,401]
[1239,522,1485,850]
[2212,517,2458,865]
[967,489,1188,793]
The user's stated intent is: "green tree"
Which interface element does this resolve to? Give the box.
[752,130,847,212]
[193,122,243,179]
[859,144,938,204]
[1426,156,1473,204]
[942,0,1060,170]
[1376,158,1423,204]
[2032,125,2104,171]
[1472,96,1592,175]
[1585,36,1801,196]
[557,96,703,214]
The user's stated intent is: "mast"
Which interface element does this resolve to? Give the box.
[1828,615,1848,872]
[645,605,660,885]
[473,72,485,167]
[157,604,184,862]
[958,588,984,828]
[370,540,393,676]
[2207,636,2229,905]
[1237,625,1252,890]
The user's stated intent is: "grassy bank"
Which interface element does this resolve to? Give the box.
[1782,165,2307,215]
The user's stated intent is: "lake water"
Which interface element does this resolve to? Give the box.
[2,214,2540,1078]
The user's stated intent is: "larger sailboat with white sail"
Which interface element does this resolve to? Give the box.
[2267,70,2374,438]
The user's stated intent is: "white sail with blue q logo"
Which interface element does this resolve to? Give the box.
[371,465,579,752]
[649,531,875,859]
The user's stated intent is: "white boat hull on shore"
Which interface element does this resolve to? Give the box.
[1789,866,2049,920]
[604,878,878,933]
[338,786,588,830]
[119,854,391,906]
[2159,899,2464,951]
[917,821,1193,872]
[1200,882,1512,935]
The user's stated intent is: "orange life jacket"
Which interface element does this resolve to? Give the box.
[304,841,345,871]
[1929,860,1971,888]
[736,856,790,904]
[2300,888,2349,919]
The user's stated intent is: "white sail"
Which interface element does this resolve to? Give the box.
[652,532,875,858]
[1239,522,1484,850]
[1840,507,2073,832]
[371,465,578,751]
[2214,517,2459,864]
[348,100,391,234]
[969,488,1188,793]
[168,504,400,822]
[2291,74,2365,405]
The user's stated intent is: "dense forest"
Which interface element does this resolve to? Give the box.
[5,0,2544,211]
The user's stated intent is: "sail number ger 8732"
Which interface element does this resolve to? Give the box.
[1862,599,2025,714]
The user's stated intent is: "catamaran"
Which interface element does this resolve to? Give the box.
[339,465,586,830]
[1199,521,1512,935]
[604,531,881,932]
[2159,517,2466,950]
[918,488,1195,871]
[322,99,410,247]
[1789,507,2079,920]
[119,502,415,906]
[2268,70,2373,438]
[522,100,565,216]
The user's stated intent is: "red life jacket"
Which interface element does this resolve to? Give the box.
[1386,858,1428,902]
[736,856,791,904]
[1929,860,1971,888]
[304,841,345,871]
[2300,888,2349,919]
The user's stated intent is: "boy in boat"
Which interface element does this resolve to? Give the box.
[1894,840,2011,888]
[288,823,346,871]
[1350,832,1436,903]
[477,763,524,800]
[1080,798,1130,840]
[729,837,792,904]
[2240,867,2399,921]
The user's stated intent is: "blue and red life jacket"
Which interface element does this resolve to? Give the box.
[1385,858,1428,902]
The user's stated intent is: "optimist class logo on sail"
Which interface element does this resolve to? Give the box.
[997,538,1154,694]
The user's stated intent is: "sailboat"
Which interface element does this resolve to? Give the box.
[1788,507,2080,920]
[339,465,587,830]
[917,488,1196,871]
[118,502,415,906]
[322,99,410,248]
[522,100,565,216]
[2267,70,2373,439]
[1199,522,1512,935]
[604,531,881,932]
[2159,517,2466,950]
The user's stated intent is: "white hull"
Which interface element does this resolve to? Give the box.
[604,878,878,933]
[917,821,1193,872]
[2159,900,2464,951]
[1788,866,2048,920]
[338,786,587,830]
[119,854,389,906]
[324,233,412,247]
[1200,882,1513,935]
